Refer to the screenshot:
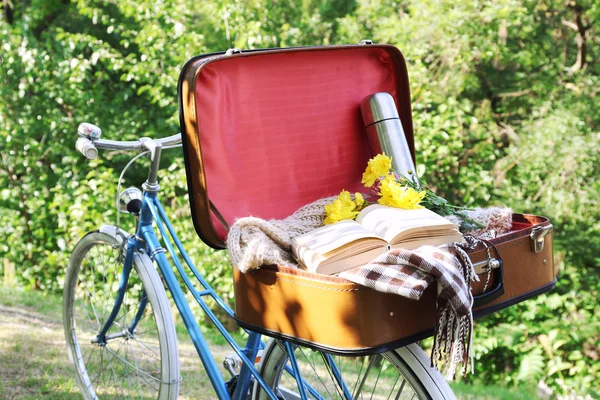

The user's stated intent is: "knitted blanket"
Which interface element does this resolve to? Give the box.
[227,198,512,378]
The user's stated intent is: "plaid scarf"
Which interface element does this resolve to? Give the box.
[339,237,480,378]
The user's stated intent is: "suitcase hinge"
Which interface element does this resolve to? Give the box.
[473,257,501,275]
[530,224,553,253]
[359,39,373,45]
[225,48,243,56]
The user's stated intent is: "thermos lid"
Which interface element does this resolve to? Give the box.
[360,92,400,127]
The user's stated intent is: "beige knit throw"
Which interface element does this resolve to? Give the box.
[227,197,336,272]
[227,199,512,273]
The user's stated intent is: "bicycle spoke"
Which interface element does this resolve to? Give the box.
[115,292,145,327]
[94,245,110,323]
[132,337,161,361]
[83,256,104,329]
[104,346,120,397]
[298,346,334,399]
[105,343,160,388]
[90,346,106,387]
[324,356,347,400]
[368,359,383,400]
[353,355,380,399]
[124,341,146,399]
[113,338,134,398]
[130,342,161,393]
[75,291,100,335]
[132,326,156,336]
[83,345,98,371]
[386,373,401,400]
[394,380,406,400]
[351,356,366,396]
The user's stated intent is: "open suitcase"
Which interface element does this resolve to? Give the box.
[178,43,557,355]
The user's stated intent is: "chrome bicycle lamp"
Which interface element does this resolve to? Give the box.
[119,187,143,215]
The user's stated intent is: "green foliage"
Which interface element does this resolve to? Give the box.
[1,0,598,396]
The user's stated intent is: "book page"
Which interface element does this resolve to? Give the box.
[318,247,388,275]
[292,220,384,257]
[355,204,458,244]
[390,233,464,250]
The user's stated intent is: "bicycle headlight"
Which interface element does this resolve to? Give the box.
[119,187,143,215]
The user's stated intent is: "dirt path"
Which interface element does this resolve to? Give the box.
[0,294,234,399]
[0,302,80,399]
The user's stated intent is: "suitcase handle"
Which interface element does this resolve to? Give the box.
[473,257,504,308]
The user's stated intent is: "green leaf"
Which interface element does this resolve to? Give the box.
[517,348,545,382]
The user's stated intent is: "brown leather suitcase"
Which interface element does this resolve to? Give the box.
[178,44,557,354]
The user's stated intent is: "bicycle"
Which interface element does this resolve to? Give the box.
[63,122,456,399]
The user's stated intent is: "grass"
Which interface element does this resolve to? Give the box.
[0,286,233,399]
[450,382,538,400]
[0,287,80,399]
[0,286,539,399]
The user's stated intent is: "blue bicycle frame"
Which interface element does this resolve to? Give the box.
[94,190,346,400]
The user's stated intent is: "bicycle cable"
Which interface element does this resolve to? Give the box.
[116,150,150,230]
[115,143,182,230]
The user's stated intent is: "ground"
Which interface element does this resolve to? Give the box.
[0,287,536,399]
[0,287,232,399]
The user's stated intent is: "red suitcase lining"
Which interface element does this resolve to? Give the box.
[192,47,412,240]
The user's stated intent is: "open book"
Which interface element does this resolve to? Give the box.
[292,204,463,275]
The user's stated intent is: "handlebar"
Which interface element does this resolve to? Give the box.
[94,133,182,152]
[75,137,99,159]
[75,122,182,159]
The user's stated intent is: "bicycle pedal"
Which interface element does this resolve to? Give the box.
[225,375,239,396]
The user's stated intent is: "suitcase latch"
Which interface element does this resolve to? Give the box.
[530,224,553,253]
[473,258,501,275]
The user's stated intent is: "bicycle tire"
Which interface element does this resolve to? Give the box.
[254,339,456,400]
[63,228,180,399]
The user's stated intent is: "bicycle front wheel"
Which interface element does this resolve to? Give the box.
[254,339,456,400]
[63,229,179,399]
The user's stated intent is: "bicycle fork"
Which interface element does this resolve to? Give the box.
[91,238,147,346]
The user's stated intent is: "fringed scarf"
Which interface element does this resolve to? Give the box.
[339,237,482,378]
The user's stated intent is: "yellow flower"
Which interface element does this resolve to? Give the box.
[354,192,365,208]
[378,175,425,209]
[338,190,354,206]
[361,154,392,187]
[324,191,366,225]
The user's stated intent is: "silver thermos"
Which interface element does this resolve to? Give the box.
[360,92,417,181]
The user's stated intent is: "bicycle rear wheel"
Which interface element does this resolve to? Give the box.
[254,339,455,400]
[63,229,179,399]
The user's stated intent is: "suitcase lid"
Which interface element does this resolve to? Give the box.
[178,44,414,249]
